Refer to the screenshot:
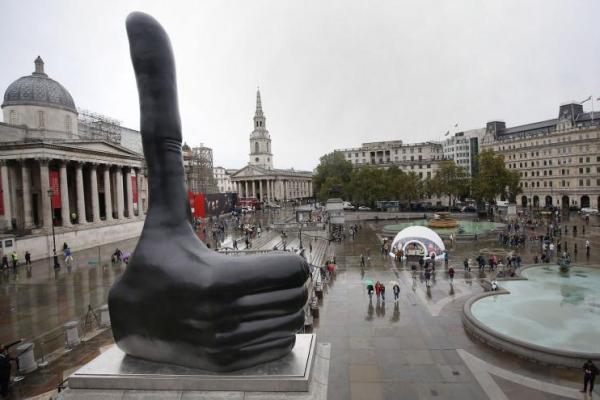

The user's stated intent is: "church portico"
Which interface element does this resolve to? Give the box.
[230,89,313,203]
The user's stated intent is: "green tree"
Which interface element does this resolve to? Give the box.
[346,166,388,206]
[313,152,353,201]
[471,149,521,207]
[434,160,469,206]
[402,172,422,206]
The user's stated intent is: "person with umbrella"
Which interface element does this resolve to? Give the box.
[391,281,400,301]
[365,279,374,300]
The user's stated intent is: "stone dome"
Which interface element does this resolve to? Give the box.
[2,57,76,113]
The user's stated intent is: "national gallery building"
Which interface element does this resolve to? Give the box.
[0,57,147,259]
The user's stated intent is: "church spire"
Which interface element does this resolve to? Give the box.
[255,87,264,117]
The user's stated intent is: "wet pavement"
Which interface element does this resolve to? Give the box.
[1,210,599,399]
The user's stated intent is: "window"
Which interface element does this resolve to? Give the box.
[9,110,17,125]
[38,111,45,128]
[255,142,259,153]
[64,116,72,132]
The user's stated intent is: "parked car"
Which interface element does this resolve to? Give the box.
[265,203,281,209]
[357,206,371,211]
[579,207,599,215]
[461,206,477,213]
[343,201,355,211]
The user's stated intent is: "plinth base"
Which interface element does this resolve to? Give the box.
[64,334,326,396]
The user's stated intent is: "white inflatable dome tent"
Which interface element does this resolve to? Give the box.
[389,226,445,260]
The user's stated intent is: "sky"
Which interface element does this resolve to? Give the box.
[1,0,600,171]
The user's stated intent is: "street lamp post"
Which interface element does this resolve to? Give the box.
[47,189,60,269]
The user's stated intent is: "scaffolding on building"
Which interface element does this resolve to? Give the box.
[185,143,217,194]
[77,108,122,144]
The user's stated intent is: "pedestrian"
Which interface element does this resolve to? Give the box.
[0,345,9,398]
[1,255,8,271]
[309,243,313,253]
[586,240,590,256]
[10,251,18,271]
[393,284,400,301]
[424,269,431,287]
[444,251,449,268]
[581,359,598,394]
[367,283,374,299]
[375,281,381,299]
[25,251,31,266]
[448,266,455,284]
[233,239,238,250]
[380,283,386,301]
[360,254,365,267]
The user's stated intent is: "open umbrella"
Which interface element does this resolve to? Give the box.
[364,279,373,287]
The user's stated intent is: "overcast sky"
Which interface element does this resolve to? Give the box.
[2,1,599,171]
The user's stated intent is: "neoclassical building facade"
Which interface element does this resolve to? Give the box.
[0,57,147,259]
[481,102,600,209]
[231,90,312,202]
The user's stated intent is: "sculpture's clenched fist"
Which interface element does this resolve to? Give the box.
[108,12,310,372]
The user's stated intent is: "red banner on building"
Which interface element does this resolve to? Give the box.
[132,176,138,204]
[50,170,61,209]
[0,169,4,215]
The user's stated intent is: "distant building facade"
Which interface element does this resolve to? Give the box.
[481,102,600,209]
[336,140,444,180]
[441,128,485,176]
[213,166,234,193]
[0,57,147,259]
[231,90,312,202]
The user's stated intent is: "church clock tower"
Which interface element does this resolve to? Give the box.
[249,89,273,169]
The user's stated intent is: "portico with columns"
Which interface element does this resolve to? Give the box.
[0,141,147,234]
[231,165,312,203]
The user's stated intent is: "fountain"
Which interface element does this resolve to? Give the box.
[463,264,600,368]
[427,212,459,229]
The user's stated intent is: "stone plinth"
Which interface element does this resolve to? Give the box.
[67,334,318,393]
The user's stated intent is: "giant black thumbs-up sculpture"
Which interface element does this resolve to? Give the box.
[108,12,310,372]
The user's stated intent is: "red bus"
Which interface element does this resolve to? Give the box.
[237,197,261,211]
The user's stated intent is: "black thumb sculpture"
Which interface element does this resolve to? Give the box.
[108,12,310,372]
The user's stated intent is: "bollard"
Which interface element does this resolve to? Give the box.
[64,321,80,348]
[16,342,37,374]
[99,304,111,327]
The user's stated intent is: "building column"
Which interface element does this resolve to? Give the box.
[309,180,313,197]
[267,179,271,202]
[59,161,71,227]
[103,166,113,221]
[115,167,125,219]
[75,162,87,224]
[1,161,12,229]
[136,168,142,217]
[125,167,134,218]
[39,159,52,229]
[20,160,33,229]
[244,181,248,198]
[90,164,100,223]
[259,180,263,201]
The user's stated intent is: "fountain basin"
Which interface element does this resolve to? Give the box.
[383,219,504,237]
[463,265,600,368]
